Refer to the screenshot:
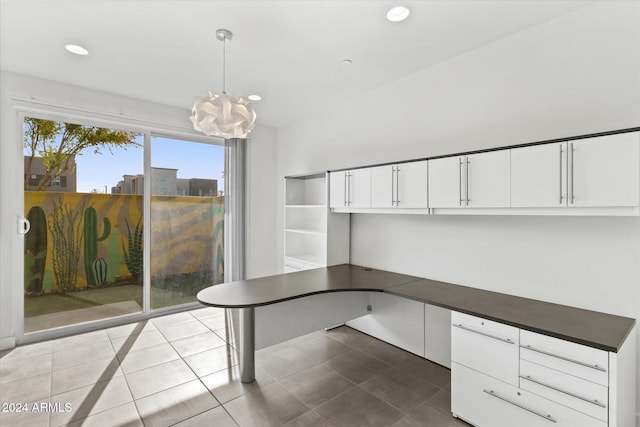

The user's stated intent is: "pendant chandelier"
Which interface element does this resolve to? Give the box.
[190,29,256,139]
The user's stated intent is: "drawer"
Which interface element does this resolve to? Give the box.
[283,258,303,273]
[520,330,608,386]
[520,359,608,422]
[452,363,606,427]
[451,312,519,385]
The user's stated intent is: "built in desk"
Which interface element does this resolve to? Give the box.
[197,264,635,384]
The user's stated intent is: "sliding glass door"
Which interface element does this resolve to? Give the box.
[21,115,226,335]
[23,116,144,333]
[149,135,225,309]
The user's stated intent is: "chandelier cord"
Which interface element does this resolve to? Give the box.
[222,34,227,94]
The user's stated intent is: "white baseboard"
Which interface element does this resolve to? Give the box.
[0,336,16,351]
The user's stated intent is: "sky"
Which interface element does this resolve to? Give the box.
[76,135,225,194]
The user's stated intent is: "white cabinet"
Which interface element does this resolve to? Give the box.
[569,132,640,207]
[451,311,519,385]
[429,151,510,209]
[285,173,349,271]
[427,156,462,208]
[452,312,636,427]
[511,142,568,208]
[452,363,606,427]
[329,169,371,210]
[366,293,424,357]
[511,132,640,210]
[371,161,428,209]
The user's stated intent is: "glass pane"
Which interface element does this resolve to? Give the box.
[150,136,224,309]
[23,117,144,333]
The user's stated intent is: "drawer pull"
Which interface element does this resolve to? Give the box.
[453,324,515,344]
[520,345,606,372]
[483,389,557,423]
[520,375,606,408]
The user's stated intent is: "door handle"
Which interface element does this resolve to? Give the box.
[18,217,31,235]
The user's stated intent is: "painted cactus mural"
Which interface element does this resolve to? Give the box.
[83,206,111,287]
[92,258,108,286]
[122,216,143,283]
[48,198,84,291]
[24,206,48,293]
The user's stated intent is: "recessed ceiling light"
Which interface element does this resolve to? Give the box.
[65,44,89,56]
[248,94,262,101]
[386,6,410,22]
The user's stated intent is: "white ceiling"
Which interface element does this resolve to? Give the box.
[0,0,594,128]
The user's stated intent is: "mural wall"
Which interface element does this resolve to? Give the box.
[24,192,223,295]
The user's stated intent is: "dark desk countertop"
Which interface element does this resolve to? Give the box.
[386,279,635,353]
[197,264,635,353]
[197,264,420,308]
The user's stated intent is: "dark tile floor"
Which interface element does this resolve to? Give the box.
[0,307,470,427]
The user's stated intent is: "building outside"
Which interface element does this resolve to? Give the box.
[23,156,77,192]
[113,168,217,196]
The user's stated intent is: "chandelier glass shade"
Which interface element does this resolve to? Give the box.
[190,29,256,139]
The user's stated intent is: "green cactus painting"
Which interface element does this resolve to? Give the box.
[48,198,84,291]
[122,216,143,283]
[24,206,47,293]
[83,206,111,287]
[92,258,108,286]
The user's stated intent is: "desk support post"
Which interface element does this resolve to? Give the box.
[240,307,255,383]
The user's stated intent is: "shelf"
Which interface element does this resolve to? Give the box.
[284,253,325,266]
[285,228,325,235]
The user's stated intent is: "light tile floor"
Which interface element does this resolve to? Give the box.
[0,307,470,427]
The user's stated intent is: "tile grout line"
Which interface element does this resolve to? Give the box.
[107,320,152,427]
[161,310,240,426]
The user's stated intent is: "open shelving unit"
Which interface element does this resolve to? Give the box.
[284,172,350,272]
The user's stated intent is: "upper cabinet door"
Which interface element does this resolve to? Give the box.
[569,132,640,207]
[428,156,464,208]
[466,151,511,208]
[349,168,372,208]
[396,161,428,209]
[370,161,428,209]
[511,142,567,208]
[329,171,348,209]
[371,165,394,208]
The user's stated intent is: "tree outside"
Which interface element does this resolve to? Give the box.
[23,118,139,191]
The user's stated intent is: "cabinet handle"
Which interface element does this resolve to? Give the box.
[348,172,352,206]
[520,345,606,372]
[452,323,515,344]
[459,159,463,206]
[569,143,575,204]
[343,173,348,206]
[395,166,400,206]
[391,166,396,206]
[344,172,351,206]
[559,144,563,205]
[483,389,557,423]
[465,158,470,205]
[520,375,606,408]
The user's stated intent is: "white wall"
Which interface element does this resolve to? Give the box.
[246,125,278,279]
[0,71,278,347]
[275,1,640,422]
